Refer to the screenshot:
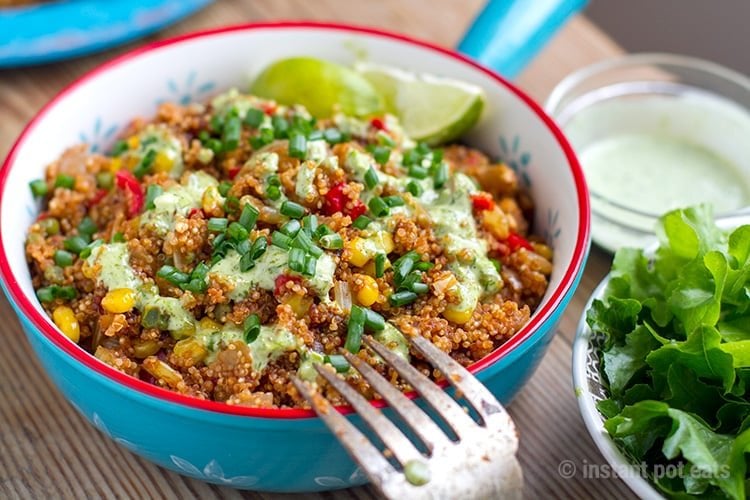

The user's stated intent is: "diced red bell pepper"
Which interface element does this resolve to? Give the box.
[261,102,277,115]
[470,193,495,211]
[36,211,49,221]
[323,182,347,215]
[274,274,301,296]
[506,232,533,252]
[187,208,205,219]
[115,170,144,217]
[88,189,108,208]
[370,117,386,131]
[348,200,367,220]
[228,166,241,180]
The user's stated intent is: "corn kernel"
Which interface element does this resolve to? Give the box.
[173,338,208,366]
[378,232,395,254]
[202,185,224,217]
[355,275,379,306]
[126,136,140,149]
[442,306,474,325]
[153,151,174,173]
[199,317,222,332]
[133,339,161,359]
[346,237,371,267]
[101,288,137,313]
[53,306,80,342]
[108,157,122,173]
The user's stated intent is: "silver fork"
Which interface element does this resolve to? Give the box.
[292,335,523,499]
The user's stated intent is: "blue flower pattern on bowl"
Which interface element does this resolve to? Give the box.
[79,117,119,153]
[499,134,531,188]
[158,70,215,106]
[543,208,562,245]
[170,456,260,487]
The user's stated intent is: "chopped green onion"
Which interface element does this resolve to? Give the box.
[402,149,420,166]
[207,217,228,232]
[375,253,387,278]
[111,232,125,243]
[182,278,207,294]
[111,140,129,156]
[243,314,261,343]
[224,195,240,214]
[218,180,232,197]
[307,130,324,141]
[157,265,190,286]
[198,131,210,142]
[133,149,157,179]
[433,161,449,189]
[96,171,114,190]
[406,180,423,197]
[383,195,404,207]
[319,233,343,250]
[280,200,305,219]
[267,174,282,187]
[56,285,77,300]
[54,174,75,190]
[292,229,323,257]
[364,166,379,190]
[271,116,289,138]
[368,196,389,217]
[54,250,75,267]
[288,247,306,273]
[29,179,48,198]
[411,282,429,294]
[415,142,431,155]
[226,222,249,242]
[389,290,418,307]
[205,138,223,154]
[266,185,281,200]
[222,115,242,151]
[250,237,268,259]
[408,164,429,179]
[303,254,318,277]
[63,236,88,255]
[78,216,97,236]
[345,305,366,353]
[244,108,265,128]
[36,287,55,303]
[210,114,225,132]
[491,258,502,272]
[39,218,60,236]
[280,219,301,237]
[191,262,209,281]
[314,224,334,240]
[239,203,259,230]
[302,214,318,236]
[145,185,163,210]
[325,354,350,373]
[288,133,307,159]
[431,148,444,163]
[414,261,435,272]
[239,251,255,272]
[323,128,344,144]
[351,217,371,231]
[78,239,102,259]
[393,251,419,285]
[272,231,292,250]
[364,309,385,331]
[372,146,391,166]
[250,127,274,149]
[235,238,251,256]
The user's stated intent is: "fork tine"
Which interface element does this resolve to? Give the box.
[291,377,395,488]
[313,364,425,467]
[341,350,452,452]
[410,335,509,424]
[363,336,477,438]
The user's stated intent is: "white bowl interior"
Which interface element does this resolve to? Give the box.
[2,25,583,342]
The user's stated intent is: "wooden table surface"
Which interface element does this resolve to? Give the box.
[0,1,634,498]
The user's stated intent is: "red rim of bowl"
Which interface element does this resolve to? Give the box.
[0,20,590,419]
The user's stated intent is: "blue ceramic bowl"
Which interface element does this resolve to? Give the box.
[0,23,590,492]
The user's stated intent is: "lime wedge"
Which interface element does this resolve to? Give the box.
[250,57,384,118]
[356,63,485,145]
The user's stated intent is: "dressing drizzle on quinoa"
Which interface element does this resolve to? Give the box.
[25,88,552,407]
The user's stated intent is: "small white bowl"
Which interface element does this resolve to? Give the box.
[572,275,663,500]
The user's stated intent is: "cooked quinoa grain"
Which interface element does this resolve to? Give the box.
[26,89,552,408]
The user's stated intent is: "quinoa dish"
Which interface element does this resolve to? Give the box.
[25,89,553,408]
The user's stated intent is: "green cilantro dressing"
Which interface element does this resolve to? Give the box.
[141,171,219,235]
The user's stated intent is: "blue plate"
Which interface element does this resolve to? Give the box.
[0,0,212,67]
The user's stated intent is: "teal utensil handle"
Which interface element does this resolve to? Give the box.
[458,0,587,79]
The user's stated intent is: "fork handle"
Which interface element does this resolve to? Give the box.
[457,0,588,79]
